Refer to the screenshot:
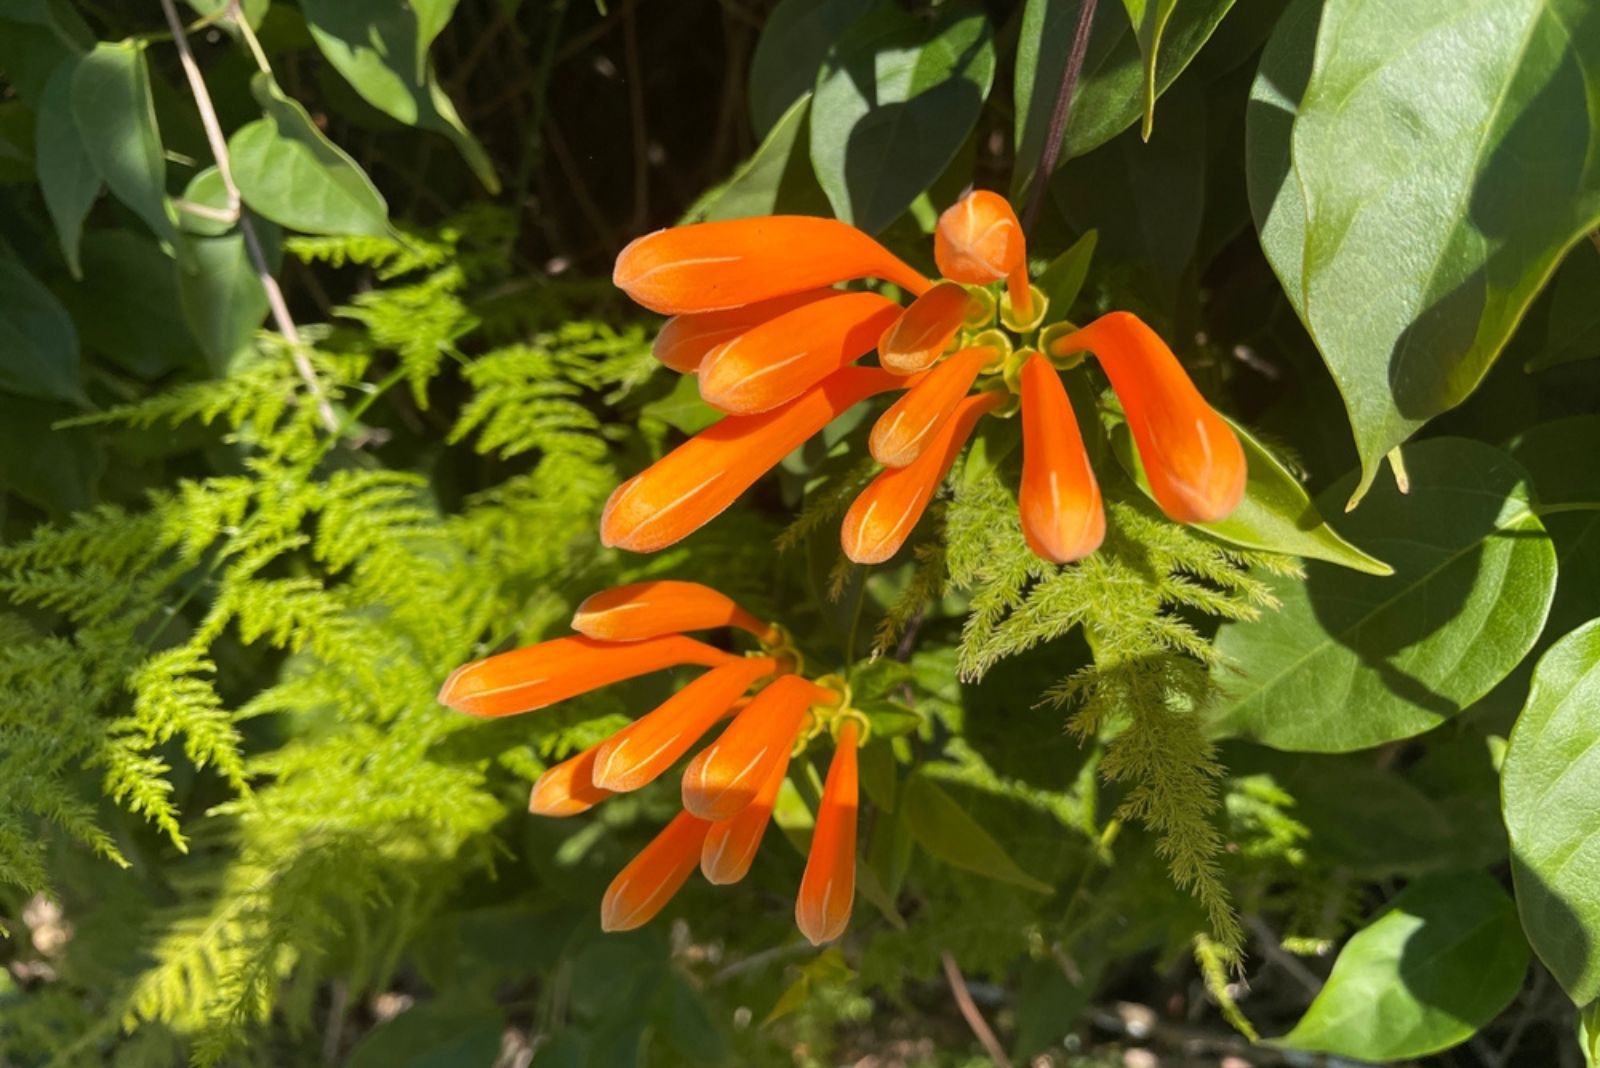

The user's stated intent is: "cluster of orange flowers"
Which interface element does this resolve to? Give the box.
[438,581,861,943]
[605,190,1245,564]
[441,190,1248,943]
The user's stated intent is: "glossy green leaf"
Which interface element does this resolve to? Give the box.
[901,772,1052,893]
[1247,0,1600,507]
[0,245,84,405]
[1013,0,1235,200]
[230,73,391,238]
[185,0,269,29]
[747,0,875,137]
[810,4,995,233]
[1279,872,1528,1059]
[70,41,175,243]
[1119,0,1180,139]
[1108,405,1390,574]
[34,58,99,277]
[1208,438,1556,752]
[300,0,499,192]
[1503,620,1600,1006]
[177,227,276,375]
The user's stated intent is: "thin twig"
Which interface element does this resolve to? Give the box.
[158,0,341,435]
[1020,0,1099,233]
[940,951,1014,1068]
[1243,914,1323,996]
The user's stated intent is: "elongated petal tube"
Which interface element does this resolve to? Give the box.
[699,291,902,414]
[1019,354,1104,563]
[701,756,788,885]
[878,282,973,374]
[870,345,994,467]
[572,581,774,643]
[934,190,1028,315]
[653,290,837,373]
[601,367,909,553]
[842,391,1004,564]
[600,811,712,932]
[529,746,613,817]
[438,634,735,718]
[1052,312,1245,524]
[795,720,860,945]
[590,656,778,793]
[614,216,931,314]
[681,675,826,821]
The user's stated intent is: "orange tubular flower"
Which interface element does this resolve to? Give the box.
[1051,312,1246,524]
[601,366,908,554]
[601,811,713,932]
[437,633,735,718]
[653,290,835,373]
[698,291,902,414]
[1019,354,1104,563]
[934,190,1029,319]
[870,345,995,467]
[842,391,1006,564]
[878,281,973,374]
[529,745,613,817]
[614,216,931,314]
[572,580,776,643]
[700,756,789,885]
[796,720,861,946]
[591,656,778,793]
[680,674,828,821]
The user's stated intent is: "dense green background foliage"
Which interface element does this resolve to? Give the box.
[1,0,1599,1065]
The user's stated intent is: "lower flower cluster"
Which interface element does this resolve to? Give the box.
[438,581,862,944]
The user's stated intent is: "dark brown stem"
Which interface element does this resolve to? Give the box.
[1020,0,1099,233]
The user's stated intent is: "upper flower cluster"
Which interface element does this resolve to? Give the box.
[438,581,864,944]
[606,190,1247,565]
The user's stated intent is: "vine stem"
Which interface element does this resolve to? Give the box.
[940,951,1014,1068]
[1020,0,1099,234]
[157,0,341,436]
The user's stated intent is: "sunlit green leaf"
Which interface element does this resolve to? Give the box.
[1503,620,1600,1006]
[1208,438,1555,751]
[810,3,995,233]
[747,0,876,137]
[229,73,391,238]
[1247,0,1600,507]
[1279,872,1528,1059]
[684,95,828,223]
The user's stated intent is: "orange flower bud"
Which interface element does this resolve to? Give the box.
[878,282,973,374]
[935,190,1032,319]
[529,745,613,817]
[841,391,1003,564]
[704,289,915,415]
[601,367,909,554]
[698,291,902,415]
[653,290,837,373]
[614,216,931,315]
[869,345,994,467]
[1018,354,1104,563]
[572,580,775,643]
[600,811,712,932]
[438,634,735,718]
[1052,312,1245,524]
[590,656,777,793]
[700,754,788,885]
[795,720,860,945]
[681,675,826,821]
